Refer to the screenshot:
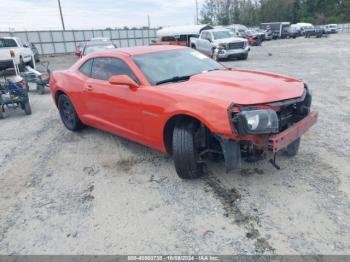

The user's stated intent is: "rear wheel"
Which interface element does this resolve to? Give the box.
[172,122,204,179]
[57,94,83,131]
[23,101,32,115]
[285,138,300,157]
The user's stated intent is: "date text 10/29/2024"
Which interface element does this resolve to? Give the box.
[128,256,220,261]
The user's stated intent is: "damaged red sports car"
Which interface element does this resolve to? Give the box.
[50,45,318,179]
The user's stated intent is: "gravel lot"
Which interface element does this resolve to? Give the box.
[1,33,349,255]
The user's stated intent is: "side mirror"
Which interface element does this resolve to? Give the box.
[109,75,139,90]
[74,50,81,57]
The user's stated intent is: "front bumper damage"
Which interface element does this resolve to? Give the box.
[216,111,318,173]
[268,111,318,153]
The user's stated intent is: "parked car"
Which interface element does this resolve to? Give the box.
[239,30,262,46]
[0,37,34,71]
[304,26,324,38]
[251,28,266,41]
[50,45,318,179]
[75,41,116,58]
[154,24,213,47]
[295,23,314,36]
[324,24,338,34]
[30,43,40,62]
[190,29,249,60]
[287,27,299,39]
[226,24,248,36]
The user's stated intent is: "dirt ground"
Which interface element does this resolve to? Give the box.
[0,33,349,255]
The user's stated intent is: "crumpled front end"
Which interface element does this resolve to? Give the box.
[221,85,318,171]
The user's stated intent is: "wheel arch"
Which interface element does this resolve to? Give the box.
[163,113,211,155]
[54,90,68,106]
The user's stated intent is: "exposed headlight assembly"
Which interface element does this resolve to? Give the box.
[218,43,227,50]
[235,109,279,135]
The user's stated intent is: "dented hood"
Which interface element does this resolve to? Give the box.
[161,69,305,106]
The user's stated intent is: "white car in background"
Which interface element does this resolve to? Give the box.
[0,37,35,71]
[190,29,250,61]
[324,24,338,34]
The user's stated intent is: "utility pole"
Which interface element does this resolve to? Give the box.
[195,0,199,24]
[58,0,66,30]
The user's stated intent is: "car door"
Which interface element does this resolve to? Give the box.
[82,57,144,140]
[203,32,213,56]
[197,32,208,53]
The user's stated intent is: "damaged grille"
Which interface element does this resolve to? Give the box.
[228,42,245,50]
[273,89,312,132]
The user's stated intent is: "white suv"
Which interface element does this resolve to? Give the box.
[0,37,35,71]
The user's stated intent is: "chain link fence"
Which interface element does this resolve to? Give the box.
[338,23,350,33]
[0,29,158,55]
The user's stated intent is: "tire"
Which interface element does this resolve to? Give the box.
[37,84,45,94]
[23,100,32,115]
[172,122,204,179]
[240,53,248,60]
[57,94,83,131]
[191,44,196,49]
[19,57,25,72]
[0,106,4,119]
[28,57,35,69]
[285,138,300,157]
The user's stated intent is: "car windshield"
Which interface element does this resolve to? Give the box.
[84,44,115,55]
[212,30,235,40]
[132,49,224,85]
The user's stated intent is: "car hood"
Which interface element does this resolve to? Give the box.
[160,69,305,106]
[213,37,246,44]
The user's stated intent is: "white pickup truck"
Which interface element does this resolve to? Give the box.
[190,29,250,60]
[0,37,34,71]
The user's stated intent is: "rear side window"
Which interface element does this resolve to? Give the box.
[91,57,138,83]
[79,59,93,76]
[0,38,18,48]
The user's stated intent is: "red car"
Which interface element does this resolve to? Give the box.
[50,45,318,179]
[240,30,262,46]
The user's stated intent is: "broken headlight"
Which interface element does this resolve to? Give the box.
[235,109,279,135]
[218,43,227,50]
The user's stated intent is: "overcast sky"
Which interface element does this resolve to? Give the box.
[0,0,205,30]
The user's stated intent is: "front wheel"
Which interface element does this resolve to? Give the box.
[57,94,83,131]
[172,122,204,179]
[240,53,248,60]
[285,138,300,156]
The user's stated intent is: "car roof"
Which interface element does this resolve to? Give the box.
[94,45,187,56]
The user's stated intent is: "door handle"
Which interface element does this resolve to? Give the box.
[85,84,93,91]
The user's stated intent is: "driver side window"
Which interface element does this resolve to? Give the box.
[90,57,139,83]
